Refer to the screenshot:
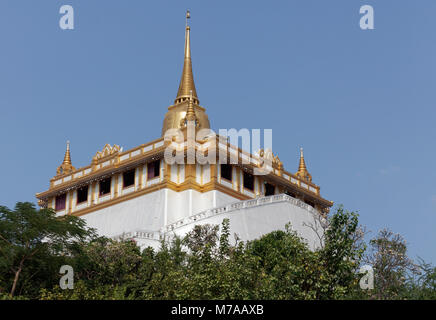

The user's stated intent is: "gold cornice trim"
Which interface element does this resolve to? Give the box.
[266,173,333,207]
[73,181,168,217]
[167,102,206,112]
[39,136,332,209]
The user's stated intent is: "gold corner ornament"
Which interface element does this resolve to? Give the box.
[93,144,122,161]
[258,149,283,170]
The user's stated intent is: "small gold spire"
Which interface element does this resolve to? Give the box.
[298,147,306,172]
[175,10,199,105]
[63,140,72,165]
[296,147,312,182]
[57,141,75,175]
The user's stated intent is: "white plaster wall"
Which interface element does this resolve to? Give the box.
[71,190,77,211]
[81,189,167,238]
[76,178,323,251]
[203,164,210,184]
[170,165,178,183]
[135,167,140,190]
[141,164,147,188]
[166,189,189,223]
[196,164,201,184]
[169,201,323,250]
[214,190,239,208]
[117,173,122,195]
[166,189,240,225]
[169,164,186,184]
[179,165,185,183]
[191,190,212,214]
[111,176,116,198]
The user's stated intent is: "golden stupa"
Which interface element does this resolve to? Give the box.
[161,11,210,136]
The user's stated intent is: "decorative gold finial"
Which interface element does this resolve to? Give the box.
[298,147,306,171]
[179,90,198,128]
[64,140,72,165]
[93,144,122,161]
[186,90,196,121]
[57,141,76,175]
[175,10,199,105]
[296,147,312,182]
[186,10,190,27]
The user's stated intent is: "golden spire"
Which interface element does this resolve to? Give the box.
[63,140,72,165]
[296,147,312,182]
[175,10,199,105]
[161,10,210,136]
[298,147,307,172]
[56,141,75,175]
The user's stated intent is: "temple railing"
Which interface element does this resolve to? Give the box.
[112,230,163,242]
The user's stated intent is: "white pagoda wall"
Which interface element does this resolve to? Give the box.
[166,189,240,224]
[169,200,323,250]
[81,189,167,238]
[79,188,240,240]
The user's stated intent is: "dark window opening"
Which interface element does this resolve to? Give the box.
[265,182,275,196]
[243,172,254,191]
[77,186,88,204]
[305,200,315,208]
[99,178,111,196]
[220,164,232,181]
[55,194,66,211]
[123,169,135,188]
[148,160,160,179]
[285,190,296,198]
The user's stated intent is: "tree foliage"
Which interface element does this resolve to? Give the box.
[0,202,434,300]
[0,202,95,297]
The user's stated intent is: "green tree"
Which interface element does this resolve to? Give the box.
[0,202,95,297]
[247,225,319,299]
[320,206,366,299]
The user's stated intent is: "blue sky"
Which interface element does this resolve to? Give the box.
[0,0,435,263]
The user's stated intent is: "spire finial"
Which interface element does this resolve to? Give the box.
[63,140,72,165]
[298,147,306,172]
[186,9,190,27]
[175,10,199,105]
[57,141,75,175]
[296,147,312,182]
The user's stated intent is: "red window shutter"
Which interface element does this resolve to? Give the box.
[55,194,66,211]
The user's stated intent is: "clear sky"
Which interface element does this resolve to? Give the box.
[0,0,435,263]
